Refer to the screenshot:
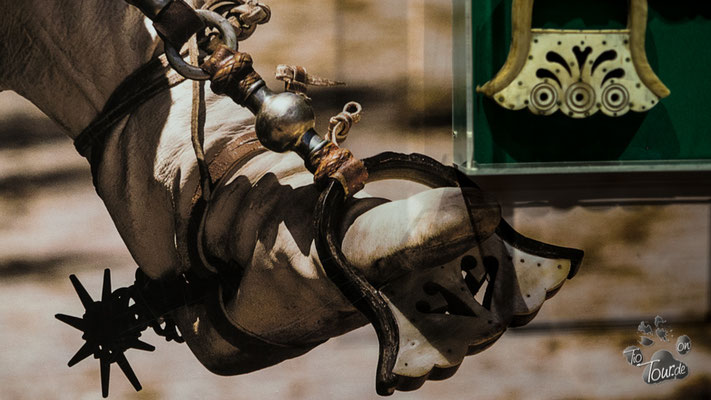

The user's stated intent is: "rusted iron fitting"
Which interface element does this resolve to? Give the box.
[277,65,309,94]
[275,65,344,95]
[326,101,362,144]
[217,0,272,41]
[201,44,367,196]
[311,143,368,197]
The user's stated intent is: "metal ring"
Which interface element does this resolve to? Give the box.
[565,82,596,114]
[164,9,238,81]
[601,83,630,113]
[530,82,558,112]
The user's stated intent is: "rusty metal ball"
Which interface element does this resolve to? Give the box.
[255,92,315,152]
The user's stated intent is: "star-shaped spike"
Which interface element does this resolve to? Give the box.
[55,269,155,398]
[102,268,112,303]
[115,352,142,392]
[54,313,85,332]
[129,339,156,352]
[69,273,94,309]
[100,357,110,398]
[67,342,95,367]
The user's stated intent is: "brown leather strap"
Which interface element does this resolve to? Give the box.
[191,132,266,204]
[74,55,187,164]
[189,35,213,200]
[152,0,205,48]
[204,282,324,357]
[186,131,267,278]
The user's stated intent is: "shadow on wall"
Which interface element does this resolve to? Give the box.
[0,114,65,148]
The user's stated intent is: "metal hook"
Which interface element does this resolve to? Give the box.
[164,9,238,80]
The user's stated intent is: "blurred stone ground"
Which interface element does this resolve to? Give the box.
[1,1,710,399]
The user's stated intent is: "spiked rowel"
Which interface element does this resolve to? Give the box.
[55,269,155,398]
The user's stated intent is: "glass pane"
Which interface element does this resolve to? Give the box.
[454,0,711,174]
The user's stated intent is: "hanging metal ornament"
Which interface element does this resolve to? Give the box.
[478,0,670,118]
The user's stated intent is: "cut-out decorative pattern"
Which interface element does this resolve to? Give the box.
[478,0,670,118]
[377,224,582,390]
[494,30,661,118]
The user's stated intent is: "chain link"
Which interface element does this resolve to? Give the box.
[326,101,362,145]
[204,0,271,42]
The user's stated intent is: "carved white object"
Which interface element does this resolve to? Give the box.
[495,30,661,118]
[478,0,670,118]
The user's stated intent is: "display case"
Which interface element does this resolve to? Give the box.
[453,0,711,175]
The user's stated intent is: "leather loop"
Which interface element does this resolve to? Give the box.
[153,0,205,49]
[74,55,186,171]
[185,132,267,278]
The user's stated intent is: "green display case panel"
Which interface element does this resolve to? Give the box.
[453,0,711,174]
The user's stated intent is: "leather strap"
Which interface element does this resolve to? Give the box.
[186,132,267,278]
[191,132,266,205]
[74,55,187,169]
[204,282,324,358]
[152,0,205,48]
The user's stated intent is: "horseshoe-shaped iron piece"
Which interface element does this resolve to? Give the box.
[315,152,583,395]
